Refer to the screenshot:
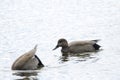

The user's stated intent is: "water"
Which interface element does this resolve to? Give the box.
[0,0,120,80]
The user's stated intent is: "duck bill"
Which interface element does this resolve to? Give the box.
[53,45,59,50]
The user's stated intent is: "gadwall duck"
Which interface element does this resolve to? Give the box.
[12,45,44,70]
[53,38,101,55]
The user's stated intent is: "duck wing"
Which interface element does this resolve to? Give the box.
[12,45,37,70]
[69,39,100,46]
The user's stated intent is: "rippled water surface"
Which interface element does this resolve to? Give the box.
[0,0,120,80]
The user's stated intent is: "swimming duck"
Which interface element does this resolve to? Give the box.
[11,45,44,70]
[53,38,101,55]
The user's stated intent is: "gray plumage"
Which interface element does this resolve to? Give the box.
[12,45,44,70]
[53,38,101,54]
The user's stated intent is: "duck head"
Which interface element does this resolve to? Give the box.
[53,38,68,50]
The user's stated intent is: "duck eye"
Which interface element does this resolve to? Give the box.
[59,41,62,43]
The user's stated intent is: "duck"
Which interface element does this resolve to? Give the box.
[11,45,44,70]
[53,38,101,56]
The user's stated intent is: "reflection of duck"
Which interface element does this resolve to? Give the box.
[53,38,101,56]
[12,45,44,70]
[12,70,38,76]
[12,70,39,77]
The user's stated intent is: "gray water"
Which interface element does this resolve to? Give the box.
[0,0,120,80]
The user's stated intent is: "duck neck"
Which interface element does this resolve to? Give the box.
[61,46,69,55]
[62,53,69,57]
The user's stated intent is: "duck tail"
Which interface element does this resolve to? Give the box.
[34,44,38,49]
[93,43,101,50]
[35,55,44,67]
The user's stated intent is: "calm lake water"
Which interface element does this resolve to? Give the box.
[0,0,120,80]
